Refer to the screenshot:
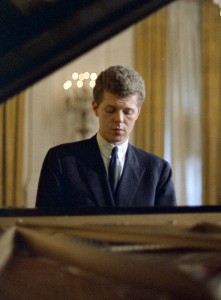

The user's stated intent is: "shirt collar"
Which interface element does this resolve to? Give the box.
[96,132,128,159]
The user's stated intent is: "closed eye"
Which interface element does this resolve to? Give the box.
[124,108,134,115]
[105,106,115,113]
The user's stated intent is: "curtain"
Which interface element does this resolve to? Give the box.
[134,7,167,157]
[134,0,202,206]
[0,93,25,208]
[201,0,221,205]
[164,0,202,206]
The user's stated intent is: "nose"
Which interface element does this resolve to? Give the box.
[114,110,124,123]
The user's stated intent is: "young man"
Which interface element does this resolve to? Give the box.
[36,65,176,208]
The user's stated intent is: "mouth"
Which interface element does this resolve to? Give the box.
[112,128,124,134]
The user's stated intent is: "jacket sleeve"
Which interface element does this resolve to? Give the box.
[155,161,177,206]
[35,149,63,208]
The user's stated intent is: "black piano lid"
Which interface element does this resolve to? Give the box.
[0,0,175,103]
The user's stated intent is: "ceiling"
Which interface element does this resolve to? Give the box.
[0,0,175,103]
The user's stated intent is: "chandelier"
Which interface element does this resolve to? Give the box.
[63,71,97,108]
[62,72,98,139]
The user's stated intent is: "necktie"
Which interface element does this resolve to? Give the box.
[108,147,120,194]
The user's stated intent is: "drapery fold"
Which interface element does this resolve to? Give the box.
[134,7,167,158]
[201,1,221,205]
[0,93,25,207]
[135,0,221,206]
[164,0,202,206]
[135,1,202,206]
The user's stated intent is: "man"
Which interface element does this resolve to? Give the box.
[36,65,176,208]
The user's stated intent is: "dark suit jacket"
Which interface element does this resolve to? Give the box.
[36,135,176,208]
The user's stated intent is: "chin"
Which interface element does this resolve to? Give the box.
[113,138,126,145]
[108,133,126,144]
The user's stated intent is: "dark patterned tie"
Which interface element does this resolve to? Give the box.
[108,147,120,194]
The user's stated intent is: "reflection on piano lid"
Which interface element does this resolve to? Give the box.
[0,0,175,102]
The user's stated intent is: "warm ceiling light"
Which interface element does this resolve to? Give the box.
[72,72,78,80]
[63,80,72,90]
[77,80,83,88]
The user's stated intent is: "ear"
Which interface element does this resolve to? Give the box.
[135,107,141,120]
[92,100,99,117]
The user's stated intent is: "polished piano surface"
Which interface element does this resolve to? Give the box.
[0,0,174,102]
[0,206,221,300]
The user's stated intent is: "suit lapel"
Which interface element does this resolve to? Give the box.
[116,145,146,206]
[85,136,115,207]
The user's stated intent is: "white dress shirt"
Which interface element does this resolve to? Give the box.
[96,132,128,176]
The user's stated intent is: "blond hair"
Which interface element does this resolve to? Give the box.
[93,65,145,107]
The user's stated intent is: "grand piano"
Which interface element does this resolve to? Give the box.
[0,0,175,102]
[0,1,221,299]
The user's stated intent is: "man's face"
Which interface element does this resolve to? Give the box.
[92,91,140,145]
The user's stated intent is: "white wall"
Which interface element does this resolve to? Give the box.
[23,27,134,207]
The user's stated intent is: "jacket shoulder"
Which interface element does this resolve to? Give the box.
[129,145,170,168]
[46,137,97,159]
